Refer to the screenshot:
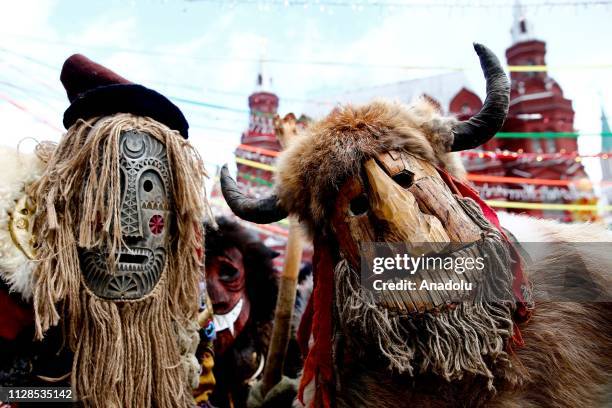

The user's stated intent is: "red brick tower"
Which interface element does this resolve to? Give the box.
[228,69,314,267]
[500,2,576,154]
[457,1,591,221]
[235,69,280,188]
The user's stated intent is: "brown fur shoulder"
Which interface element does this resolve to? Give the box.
[493,220,612,407]
[492,301,611,407]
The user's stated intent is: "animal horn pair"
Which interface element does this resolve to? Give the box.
[221,43,510,223]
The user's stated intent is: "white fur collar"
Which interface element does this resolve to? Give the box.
[0,146,45,300]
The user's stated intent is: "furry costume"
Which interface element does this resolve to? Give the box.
[220,44,612,407]
[279,101,611,408]
[0,54,208,407]
[0,146,46,300]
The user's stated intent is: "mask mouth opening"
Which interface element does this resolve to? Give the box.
[118,252,148,265]
[115,247,153,271]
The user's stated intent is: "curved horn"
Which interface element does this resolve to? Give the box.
[450,43,510,151]
[220,164,287,224]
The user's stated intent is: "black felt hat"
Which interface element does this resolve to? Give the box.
[60,54,189,138]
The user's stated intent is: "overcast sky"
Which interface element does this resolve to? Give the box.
[1,0,611,182]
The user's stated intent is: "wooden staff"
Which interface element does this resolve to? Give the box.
[260,113,304,396]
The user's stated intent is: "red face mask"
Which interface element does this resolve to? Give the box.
[205,247,251,356]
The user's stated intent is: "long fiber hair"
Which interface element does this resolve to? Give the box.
[28,113,208,407]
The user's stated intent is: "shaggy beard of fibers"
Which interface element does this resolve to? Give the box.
[334,198,517,389]
[73,272,194,408]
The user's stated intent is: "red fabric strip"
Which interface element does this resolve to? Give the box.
[298,236,334,407]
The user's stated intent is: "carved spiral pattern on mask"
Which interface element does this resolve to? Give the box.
[119,132,170,237]
[121,157,171,235]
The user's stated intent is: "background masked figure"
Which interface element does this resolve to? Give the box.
[203,217,306,408]
[0,54,207,407]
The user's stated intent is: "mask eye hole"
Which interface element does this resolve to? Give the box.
[392,170,414,189]
[219,264,240,282]
[143,180,154,192]
[349,194,369,216]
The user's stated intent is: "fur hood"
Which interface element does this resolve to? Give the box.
[274,99,465,237]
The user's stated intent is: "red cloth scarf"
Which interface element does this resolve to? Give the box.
[297,169,533,407]
[297,234,335,407]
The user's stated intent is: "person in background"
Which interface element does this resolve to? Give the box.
[203,217,308,408]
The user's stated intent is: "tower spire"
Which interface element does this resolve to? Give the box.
[256,37,270,90]
[257,58,264,89]
[511,0,535,44]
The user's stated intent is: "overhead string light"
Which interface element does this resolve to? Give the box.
[2,78,611,151]
[186,0,612,11]
[3,39,612,72]
[236,142,612,160]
